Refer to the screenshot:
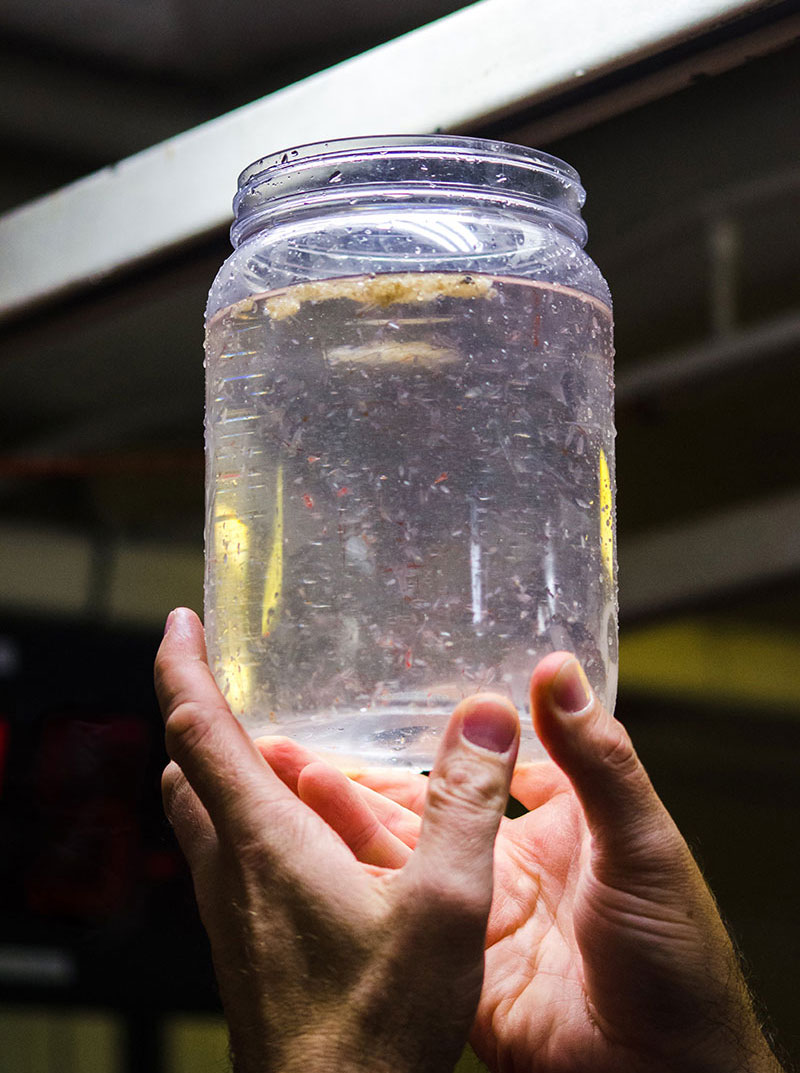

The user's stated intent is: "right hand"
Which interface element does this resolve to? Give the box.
[262,653,784,1073]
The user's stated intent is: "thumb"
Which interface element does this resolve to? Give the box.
[408,694,519,919]
[531,652,690,888]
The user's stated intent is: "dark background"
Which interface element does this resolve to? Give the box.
[0,3,799,1070]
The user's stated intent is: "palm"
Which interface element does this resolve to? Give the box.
[474,761,603,1071]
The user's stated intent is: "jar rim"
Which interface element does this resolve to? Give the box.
[237,135,581,190]
[231,135,587,248]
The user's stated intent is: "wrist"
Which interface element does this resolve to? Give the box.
[664,1023,786,1073]
[275,1038,454,1073]
[229,1020,458,1073]
[744,1037,786,1073]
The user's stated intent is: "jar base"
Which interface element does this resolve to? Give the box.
[242,705,545,772]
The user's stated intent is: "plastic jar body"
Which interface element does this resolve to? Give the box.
[205,136,616,769]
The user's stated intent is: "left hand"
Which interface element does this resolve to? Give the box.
[155,607,520,1073]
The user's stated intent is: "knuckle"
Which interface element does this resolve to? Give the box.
[593,718,642,781]
[163,699,218,764]
[347,815,382,858]
[427,753,507,818]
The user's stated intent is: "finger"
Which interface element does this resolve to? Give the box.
[297,762,412,869]
[530,652,691,886]
[531,655,758,1054]
[254,735,319,793]
[161,760,217,868]
[349,769,430,816]
[407,694,519,922]
[154,608,313,844]
[258,737,422,847]
[345,781,421,848]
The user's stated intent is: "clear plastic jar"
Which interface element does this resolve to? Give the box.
[205,135,616,769]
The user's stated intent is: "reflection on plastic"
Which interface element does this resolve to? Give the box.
[214,513,251,715]
[262,464,284,638]
[599,449,614,583]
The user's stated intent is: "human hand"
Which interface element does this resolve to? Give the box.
[154,607,520,1073]
[262,653,784,1073]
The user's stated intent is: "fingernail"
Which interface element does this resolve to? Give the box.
[163,607,191,638]
[461,699,518,754]
[551,658,592,714]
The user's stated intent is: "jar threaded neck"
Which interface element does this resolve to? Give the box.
[230,135,588,248]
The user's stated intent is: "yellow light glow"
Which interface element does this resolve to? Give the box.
[214,512,251,715]
[621,620,800,712]
[221,659,250,718]
[214,513,249,574]
[262,464,284,637]
[598,448,614,582]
